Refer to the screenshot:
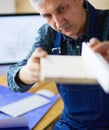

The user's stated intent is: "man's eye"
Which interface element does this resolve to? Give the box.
[42,14,52,19]
[58,5,69,14]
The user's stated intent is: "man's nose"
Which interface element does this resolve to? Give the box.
[53,14,65,28]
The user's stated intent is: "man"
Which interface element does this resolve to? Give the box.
[7,0,109,129]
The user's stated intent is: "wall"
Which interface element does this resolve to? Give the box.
[16,0,109,13]
[89,0,109,9]
[16,0,36,13]
[0,0,109,14]
[0,0,16,13]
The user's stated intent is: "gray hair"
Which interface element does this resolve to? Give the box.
[30,0,86,4]
[29,0,87,8]
[29,0,44,5]
[29,0,45,10]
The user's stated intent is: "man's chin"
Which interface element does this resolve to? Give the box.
[62,32,73,37]
[65,33,79,39]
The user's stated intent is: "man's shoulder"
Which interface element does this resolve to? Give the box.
[38,23,55,34]
[96,9,109,26]
[97,9,109,17]
[37,23,61,42]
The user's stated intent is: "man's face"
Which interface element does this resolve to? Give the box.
[37,0,87,39]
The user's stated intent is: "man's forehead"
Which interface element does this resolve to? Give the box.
[38,0,66,12]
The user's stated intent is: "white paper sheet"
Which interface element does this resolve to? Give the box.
[0,94,51,117]
[82,42,109,93]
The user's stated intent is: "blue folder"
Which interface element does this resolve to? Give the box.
[0,85,59,129]
[1,127,30,130]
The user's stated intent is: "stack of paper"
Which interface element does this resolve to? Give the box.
[40,55,97,84]
[40,43,109,93]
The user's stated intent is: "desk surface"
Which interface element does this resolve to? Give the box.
[0,75,63,130]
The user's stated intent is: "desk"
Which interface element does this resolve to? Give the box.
[0,75,63,130]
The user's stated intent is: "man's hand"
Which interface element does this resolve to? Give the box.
[89,38,109,62]
[18,48,47,85]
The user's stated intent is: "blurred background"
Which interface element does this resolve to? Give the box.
[0,0,109,65]
[0,0,109,14]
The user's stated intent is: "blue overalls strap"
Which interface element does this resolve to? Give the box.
[52,32,62,55]
[108,17,109,33]
[87,2,98,39]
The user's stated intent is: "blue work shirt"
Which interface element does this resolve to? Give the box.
[7,1,109,129]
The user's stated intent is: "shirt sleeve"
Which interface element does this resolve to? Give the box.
[7,59,33,92]
[7,24,56,92]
